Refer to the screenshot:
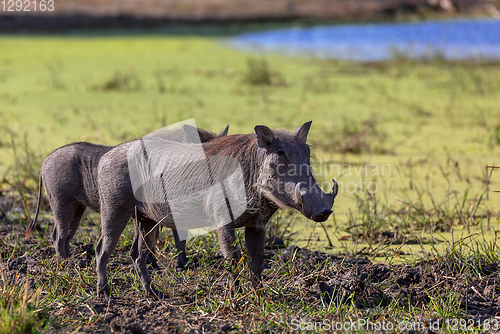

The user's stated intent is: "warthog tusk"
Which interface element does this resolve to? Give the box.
[295,182,303,206]
[331,179,339,198]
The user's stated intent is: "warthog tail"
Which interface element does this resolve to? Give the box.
[25,173,42,240]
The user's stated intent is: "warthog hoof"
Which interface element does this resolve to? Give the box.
[149,287,166,300]
[176,254,188,270]
[97,284,111,298]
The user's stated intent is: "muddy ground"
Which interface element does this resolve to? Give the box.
[1,192,500,333]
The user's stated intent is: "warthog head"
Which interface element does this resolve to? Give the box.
[255,121,338,222]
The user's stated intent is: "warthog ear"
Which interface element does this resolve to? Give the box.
[183,125,216,143]
[255,125,274,148]
[292,121,312,143]
[217,125,229,138]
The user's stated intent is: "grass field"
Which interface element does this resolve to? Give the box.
[1,26,500,332]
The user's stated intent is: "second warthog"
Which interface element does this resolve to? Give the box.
[96,121,338,297]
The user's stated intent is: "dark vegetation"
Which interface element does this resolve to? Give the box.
[1,194,500,333]
[241,58,286,87]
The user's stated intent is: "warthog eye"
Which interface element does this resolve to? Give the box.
[277,149,288,162]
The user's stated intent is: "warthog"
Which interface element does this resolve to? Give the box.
[96,121,338,298]
[25,125,228,269]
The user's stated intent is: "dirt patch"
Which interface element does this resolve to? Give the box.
[1,193,500,333]
[46,257,500,332]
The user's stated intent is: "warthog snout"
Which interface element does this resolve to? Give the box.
[296,179,338,222]
[311,209,333,222]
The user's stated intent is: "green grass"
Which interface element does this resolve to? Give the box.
[0,28,500,332]
[0,35,499,157]
[1,200,499,332]
[0,262,48,333]
[1,30,499,253]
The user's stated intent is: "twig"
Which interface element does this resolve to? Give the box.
[318,221,334,248]
[471,286,486,301]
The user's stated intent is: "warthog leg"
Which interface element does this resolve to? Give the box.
[173,230,188,269]
[96,207,131,298]
[132,217,165,299]
[51,200,86,259]
[244,225,266,288]
[130,223,187,271]
[65,204,87,258]
[130,216,161,272]
[217,225,242,288]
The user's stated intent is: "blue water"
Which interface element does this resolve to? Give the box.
[231,19,500,61]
